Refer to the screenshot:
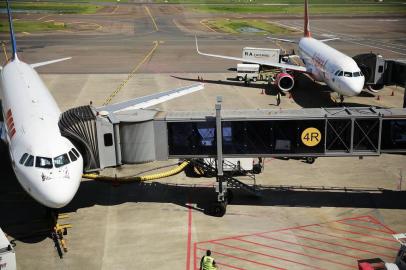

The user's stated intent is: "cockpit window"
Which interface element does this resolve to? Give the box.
[25,155,34,167]
[36,156,53,169]
[69,151,78,162]
[344,72,352,77]
[54,154,70,168]
[337,71,343,76]
[353,72,361,77]
[19,153,29,165]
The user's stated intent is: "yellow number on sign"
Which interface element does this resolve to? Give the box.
[301,127,321,147]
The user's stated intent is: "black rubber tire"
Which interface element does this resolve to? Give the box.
[210,202,227,217]
[305,157,315,164]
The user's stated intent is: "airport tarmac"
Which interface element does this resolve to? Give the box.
[0,3,406,270]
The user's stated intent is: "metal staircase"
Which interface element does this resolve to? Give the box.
[190,159,261,197]
[58,106,100,171]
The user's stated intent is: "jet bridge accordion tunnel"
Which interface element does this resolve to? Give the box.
[58,106,406,172]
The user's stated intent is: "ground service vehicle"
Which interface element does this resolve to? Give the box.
[0,228,16,270]
[236,64,260,82]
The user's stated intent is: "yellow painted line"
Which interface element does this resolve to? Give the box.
[111,5,119,14]
[103,41,160,106]
[37,15,51,21]
[2,42,9,62]
[22,32,31,35]
[144,6,158,32]
[44,20,54,23]
[199,19,217,33]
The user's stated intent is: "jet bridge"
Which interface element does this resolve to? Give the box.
[59,104,406,215]
[59,105,406,171]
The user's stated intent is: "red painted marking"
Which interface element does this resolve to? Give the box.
[195,250,244,270]
[337,220,394,235]
[257,235,362,259]
[297,227,398,251]
[320,225,397,243]
[6,116,13,128]
[9,128,16,138]
[291,234,393,259]
[186,203,192,270]
[6,109,12,120]
[366,215,397,234]
[235,238,355,269]
[8,121,14,131]
[216,262,246,270]
[211,241,325,270]
[197,247,286,270]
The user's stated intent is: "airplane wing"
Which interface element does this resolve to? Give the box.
[30,57,72,68]
[195,37,307,73]
[97,83,204,113]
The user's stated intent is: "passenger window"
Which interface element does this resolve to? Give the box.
[72,148,80,158]
[344,72,352,77]
[54,154,70,168]
[337,71,343,76]
[69,151,77,162]
[19,153,29,165]
[36,156,53,169]
[25,155,34,167]
[104,133,113,147]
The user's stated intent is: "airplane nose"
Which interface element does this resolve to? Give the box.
[342,78,364,96]
[41,180,79,208]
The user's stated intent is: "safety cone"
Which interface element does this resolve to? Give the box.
[391,90,394,96]
[288,92,292,99]
[261,89,264,95]
[376,95,380,101]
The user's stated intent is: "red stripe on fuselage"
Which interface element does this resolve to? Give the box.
[6,109,12,120]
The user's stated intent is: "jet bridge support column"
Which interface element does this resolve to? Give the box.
[403,81,406,108]
[212,96,228,217]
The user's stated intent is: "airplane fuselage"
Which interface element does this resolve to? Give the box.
[0,58,83,208]
[298,37,365,96]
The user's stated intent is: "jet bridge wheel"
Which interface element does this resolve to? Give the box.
[209,202,227,217]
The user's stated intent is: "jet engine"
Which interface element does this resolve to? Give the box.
[275,72,295,92]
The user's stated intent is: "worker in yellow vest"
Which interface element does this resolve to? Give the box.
[200,250,217,270]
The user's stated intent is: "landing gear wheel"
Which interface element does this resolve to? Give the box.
[238,77,243,81]
[210,202,227,217]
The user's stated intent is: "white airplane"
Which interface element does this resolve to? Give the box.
[196,0,365,99]
[0,0,203,209]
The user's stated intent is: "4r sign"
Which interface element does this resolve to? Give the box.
[301,127,322,147]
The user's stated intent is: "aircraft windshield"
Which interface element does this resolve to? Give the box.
[19,153,29,165]
[353,72,361,77]
[69,151,78,161]
[54,154,70,168]
[36,156,53,169]
[24,155,34,167]
[344,72,352,77]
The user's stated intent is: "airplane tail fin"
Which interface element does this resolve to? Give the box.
[304,0,311,37]
[6,0,18,60]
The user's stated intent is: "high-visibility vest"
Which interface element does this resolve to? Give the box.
[202,256,214,270]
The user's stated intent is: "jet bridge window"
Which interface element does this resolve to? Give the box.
[168,121,217,155]
[54,154,70,168]
[24,155,34,167]
[36,156,53,169]
[19,153,29,165]
[381,119,406,151]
